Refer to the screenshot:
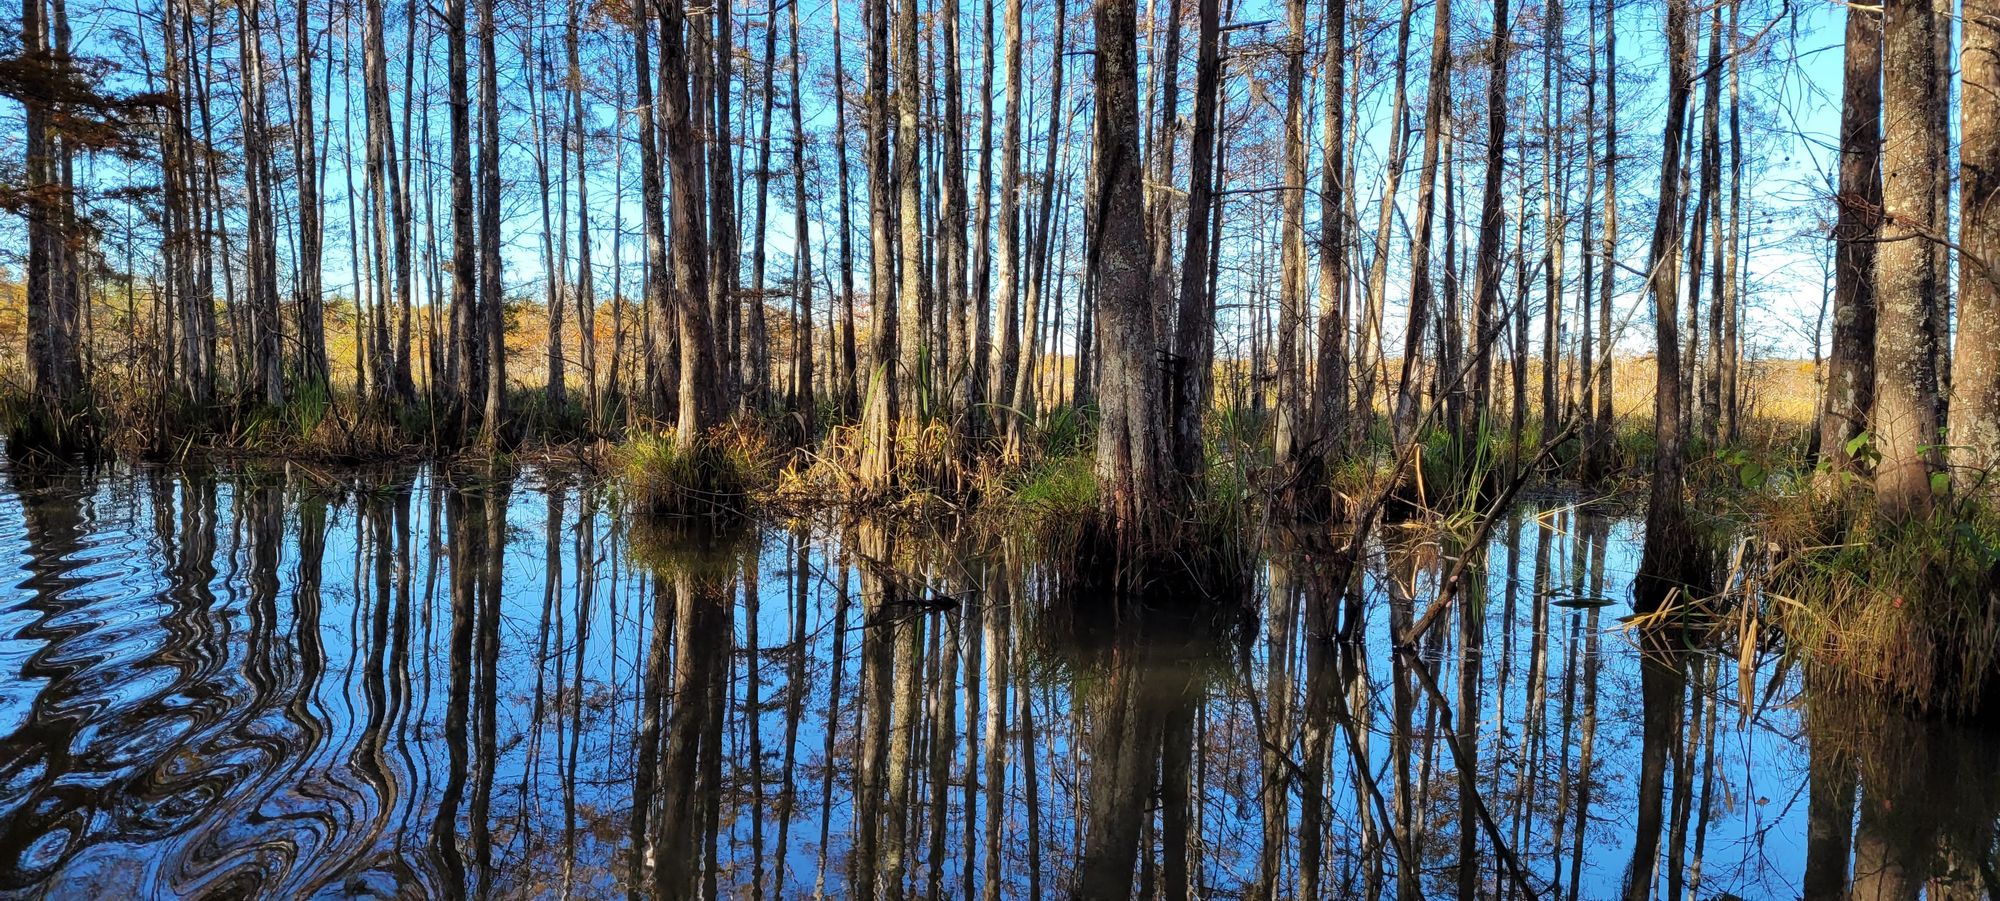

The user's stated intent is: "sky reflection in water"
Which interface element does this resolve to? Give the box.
[0,462,1978,899]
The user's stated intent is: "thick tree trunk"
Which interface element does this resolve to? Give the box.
[708,0,740,409]
[662,0,719,450]
[1092,0,1178,540]
[20,0,85,429]
[1874,0,1947,520]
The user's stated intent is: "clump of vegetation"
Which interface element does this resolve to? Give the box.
[1752,486,2000,717]
[619,421,773,519]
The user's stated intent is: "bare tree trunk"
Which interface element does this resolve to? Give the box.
[1466,0,1512,428]
[831,0,861,417]
[1697,7,1724,445]
[20,0,85,436]
[789,0,816,439]
[968,0,997,436]
[1366,0,1416,445]
[476,0,504,446]
[1952,0,2000,482]
[447,0,479,436]
[1821,0,1883,473]
[709,0,740,409]
[1005,0,1068,460]
[568,0,599,425]
[1540,0,1564,444]
[748,0,780,416]
[1592,0,1617,479]
[1392,0,1452,447]
[240,0,285,407]
[1313,0,1349,468]
[1172,0,1222,479]
[1274,0,1309,475]
[942,0,971,450]
[857,0,899,487]
[1874,0,1947,520]
[991,0,1024,438]
[1635,0,1696,612]
[1721,0,1743,441]
[1093,0,1180,540]
[663,0,719,449]
[895,0,928,431]
[295,1,326,393]
[637,0,674,422]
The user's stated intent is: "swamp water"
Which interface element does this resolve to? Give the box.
[0,461,1989,899]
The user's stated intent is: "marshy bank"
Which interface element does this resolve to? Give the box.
[0,457,1986,898]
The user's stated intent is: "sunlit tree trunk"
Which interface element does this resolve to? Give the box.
[1952,0,2000,482]
[856,0,899,487]
[1873,0,1947,520]
[895,0,927,433]
[991,0,1024,439]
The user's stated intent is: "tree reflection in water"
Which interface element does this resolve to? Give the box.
[0,462,1989,898]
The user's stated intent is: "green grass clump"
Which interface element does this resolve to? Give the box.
[618,422,772,518]
[1759,491,2000,717]
[1007,452,1099,522]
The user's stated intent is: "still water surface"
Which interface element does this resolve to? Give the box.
[0,462,1985,899]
